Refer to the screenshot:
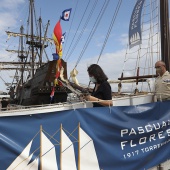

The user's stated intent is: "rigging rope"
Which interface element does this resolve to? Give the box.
[0,75,6,84]
[65,0,99,62]
[62,0,79,58]
[73,0,110,68]
[119,0,160,93]
[64,0,91,61]
[96,0,122,64]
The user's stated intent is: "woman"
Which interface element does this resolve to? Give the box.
[84,64,112,107]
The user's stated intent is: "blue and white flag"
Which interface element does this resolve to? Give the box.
[129,0,145,49]
[61,8,72,21]
[61,32,66,44]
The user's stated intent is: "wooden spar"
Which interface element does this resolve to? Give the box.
[109,79,148,83]
[6,31,53,44]
[160,0,170,71]
[118,74,157,80]
[39,20,50,66]
[0,62,45,65]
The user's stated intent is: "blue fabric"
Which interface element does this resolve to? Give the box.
[1,101,170,169]
[52,53,59,60]
[129,0,145,48]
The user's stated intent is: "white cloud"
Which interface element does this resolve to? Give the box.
[0,12,17,33]
[0,0,25,9]
[0,0,25,32]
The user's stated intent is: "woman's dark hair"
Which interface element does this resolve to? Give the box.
[87,64,108,83]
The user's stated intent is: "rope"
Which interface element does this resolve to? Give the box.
[63,0,79,58]
[65,0,99,62]
[119,0,160,93]
[97,0,122,64]
[74,0,110,68]
[64,0,91,61]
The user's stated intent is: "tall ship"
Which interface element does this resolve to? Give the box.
[3,0,71,106]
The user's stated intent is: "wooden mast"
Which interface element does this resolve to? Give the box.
[39,16,42,67]
[30,0,34,78]
[160,0,170,71]
[18,25,26,86]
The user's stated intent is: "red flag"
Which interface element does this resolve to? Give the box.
[50,87,55,101]
[53,20,62,57]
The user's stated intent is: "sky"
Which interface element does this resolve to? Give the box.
[0,0,164,93]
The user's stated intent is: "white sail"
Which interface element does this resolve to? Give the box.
[24,155,38,170]
[61,129,77,170]
[7,140,33,170]
[41,132,58,170]
[79,128,100,170]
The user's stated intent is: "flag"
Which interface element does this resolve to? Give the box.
[61,8,72,21]
[129,0,145,48]
[61,32,66,44]
[52,53,59,60]
[50,87,55,102]
[53,20,62,57]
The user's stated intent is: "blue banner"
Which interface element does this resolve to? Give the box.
[1,101,170,170]
[129,0,145,49]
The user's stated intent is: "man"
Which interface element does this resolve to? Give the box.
[155,60,170,101]
[1,97,9,111]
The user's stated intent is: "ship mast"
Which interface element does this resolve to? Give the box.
[30,0,35,78]
[26,0,50,77]
[18,25,27,86]
[160,0,170,71]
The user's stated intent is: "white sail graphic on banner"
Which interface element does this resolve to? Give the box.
[41,132,58,170]
[7,140,35,170]
[7,131,58,170]
[61,128,77,170]
[24,156,38,170]
[7,124,100,170]
[79,127,100,170]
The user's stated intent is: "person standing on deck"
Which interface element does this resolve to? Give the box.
[83,64,113,107]
[1,97,9,111]
[154,60,170,101]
